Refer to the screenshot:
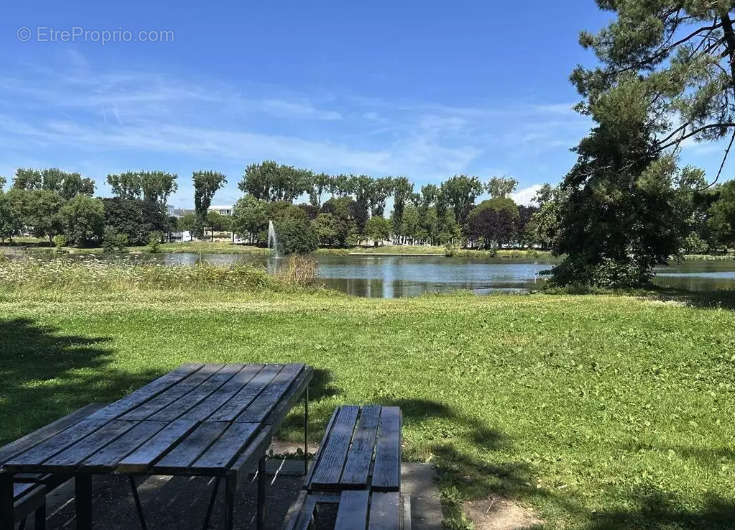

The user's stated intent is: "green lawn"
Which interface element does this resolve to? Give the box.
[0,272,732,528]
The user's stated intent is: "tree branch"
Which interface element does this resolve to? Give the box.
[657,123,734,151]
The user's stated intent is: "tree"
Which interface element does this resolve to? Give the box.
[466,198,520,249]
[239,161,310,202]
[0,189,21,242]
[311,213,339,247]
[18,190,65,243]
[321,197,358,247]
[193,171,227,237]
[705,180,735,249]
[102,198,167,246]
[308,173,331,207]
[485,177,518,199]
[551,79,684,287]
[349,175,373,234]
[13,168,94,199]
[108,171,177,206]
[368,177,395,217]
[528,185,565,250]
[440,175,484,229]
[206,210,230,232]
[179,213,197,233]
[573,1,734,184]
[59,195,105,247]
[392,177,413,239]
[364,216,392,246]
[232,195,269,243]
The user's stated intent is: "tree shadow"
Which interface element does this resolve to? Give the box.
[647,287,734,310]
[0,317,165,445]
[586,487,734,529]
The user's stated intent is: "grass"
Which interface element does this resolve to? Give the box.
[0,260,733,528]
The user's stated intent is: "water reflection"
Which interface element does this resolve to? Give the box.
[42,251,736,298]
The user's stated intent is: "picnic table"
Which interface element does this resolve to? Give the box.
[0,362,313,530]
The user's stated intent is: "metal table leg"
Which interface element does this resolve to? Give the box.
[75,474,92,530]
[256,457,266,530]
[304,384,309,476]
[0,473,14,530]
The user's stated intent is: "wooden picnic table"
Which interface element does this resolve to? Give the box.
[0,363,313,530]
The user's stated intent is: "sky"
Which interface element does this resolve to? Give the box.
[1,1,732,209]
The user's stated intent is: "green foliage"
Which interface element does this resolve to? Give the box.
[0,191,21,242]
[311,213,339,247]
[274,216,318,255]
[320,197,358,247]
[572,1,733,155]
[102,228,129,253]
[102,198,167,246]
[52,234,67,249]
[364,216,392,244]
[6,189,65,242]
[193,171,227,236]
[705,181,735,250]
[466,197,520,249]
[12,168,94,199]
[58,195,105,247]
[239,161,311,202]
[106,171,177,205]
[146,231,163,253]
[485,176,518,199]
[232,195,269,242]
[440,175,484,227]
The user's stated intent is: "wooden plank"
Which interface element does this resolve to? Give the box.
[262,367,312,427]
[371,407,401,492]
[146,364,244,422]
[368,492,401,530]
[179,364,265,422]
[0,403,103,465]
[42,420,137,471]
[116,419,197,473]
[190,422,259,472]
[335,490,370,529]
[120,364,224,421]
[88,364,203,420]
[208,364,282,422]
[309,406,359,490]
[83,421,167,470]
[341,406,381,488]
[235,363,305,423]
[305,407,340,487]
[4,418,108,470]
[228,427,272,489]
[153,422,229,474]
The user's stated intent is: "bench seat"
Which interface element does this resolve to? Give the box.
[285,490,411,530]
[0,403,103,529]
[305,406,401,493]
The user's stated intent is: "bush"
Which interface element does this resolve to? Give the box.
[59,195,105,247]
[276,255,319,286]
[147,231,163,253]
[102,229,128,253]
[52,234,67,250]
[549,257,653,289]
[275,218,318,255]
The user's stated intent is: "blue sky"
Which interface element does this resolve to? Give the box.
[1,1,732,208]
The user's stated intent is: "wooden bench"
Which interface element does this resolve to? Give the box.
[285,405,408,529]
[0,403,103,529]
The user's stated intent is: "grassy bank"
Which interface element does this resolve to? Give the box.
[0,261,732,528]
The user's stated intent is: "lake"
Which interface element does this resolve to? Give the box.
[142,252,734,298]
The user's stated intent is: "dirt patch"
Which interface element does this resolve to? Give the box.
[464,496,543,530]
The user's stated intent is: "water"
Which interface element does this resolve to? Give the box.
[104,253,734,298]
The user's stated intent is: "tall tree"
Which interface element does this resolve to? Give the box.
[485,176,518,199]
[392,177,414,241]
[308,173,331,207]
[107,171,177,205]
[573,0,734,184]
[13,168,94,199]
[193,171,227,236]
[440,175,484,228]
[239,161,310,202]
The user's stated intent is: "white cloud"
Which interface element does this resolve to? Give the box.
[511,184,543,206]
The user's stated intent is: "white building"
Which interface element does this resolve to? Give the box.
[208,205,233,216]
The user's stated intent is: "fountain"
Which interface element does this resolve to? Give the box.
[267,220,279,257]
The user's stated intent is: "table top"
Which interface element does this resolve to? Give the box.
[2,363,312,476]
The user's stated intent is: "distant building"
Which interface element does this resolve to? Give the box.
[208,205,233,216]
[167,206,195,218]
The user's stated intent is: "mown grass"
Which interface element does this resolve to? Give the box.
[0,261,732,528]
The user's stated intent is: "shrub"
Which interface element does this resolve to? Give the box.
[276,255,319,287]
[102,229,129,253]
[52,234,67,250]
[275,217,318,255]
[147,231,163,253]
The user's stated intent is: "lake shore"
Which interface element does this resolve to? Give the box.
[0,261,732,528]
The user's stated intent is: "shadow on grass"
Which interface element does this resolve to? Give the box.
[586,488,734,529]
[649,287,734,310]
[0,317,166,445]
